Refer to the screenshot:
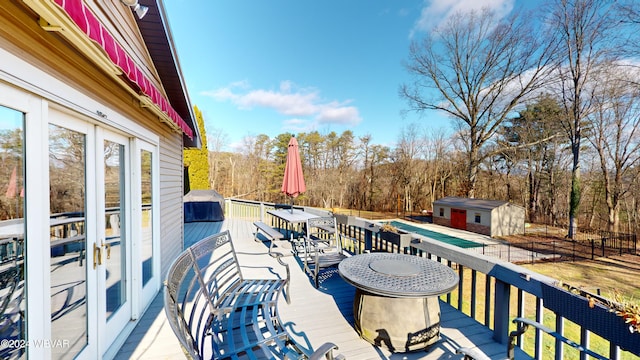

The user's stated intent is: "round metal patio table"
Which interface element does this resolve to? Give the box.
[338,252,459,353]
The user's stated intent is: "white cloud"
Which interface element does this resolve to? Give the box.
[283,118,307,126]
[411,0,515,35]
[203,80,362,127]
[282,118,312,133]
[317,103,361,125]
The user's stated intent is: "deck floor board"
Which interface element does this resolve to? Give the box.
[115,217,528,359]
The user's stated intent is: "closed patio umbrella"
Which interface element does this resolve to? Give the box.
[281,136,306,212]
[5,166,17,198]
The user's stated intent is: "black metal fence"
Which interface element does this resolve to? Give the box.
[478,237,637,264]
[572,227,637,255]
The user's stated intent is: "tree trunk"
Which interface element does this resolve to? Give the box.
[467,144,480,198]
[568,158,580,239]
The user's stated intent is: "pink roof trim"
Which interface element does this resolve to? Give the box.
[54,0,193,138]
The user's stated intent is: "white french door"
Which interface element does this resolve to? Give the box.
[48,110,97,360]
[48,112,149,359]
[96,129,132,354]
[135,140,160,312]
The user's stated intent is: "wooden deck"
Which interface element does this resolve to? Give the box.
[115,218,526,359]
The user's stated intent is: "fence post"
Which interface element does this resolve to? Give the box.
[364,228,372,252]
[591,239,595,260]
[259,202,265,222]
[530,242,534,264]
[602,237,606,257]
[620,237,623,256]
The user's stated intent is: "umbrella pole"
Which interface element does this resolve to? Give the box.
[290,196,294,213]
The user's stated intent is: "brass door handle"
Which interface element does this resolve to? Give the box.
[103,241,111,259]
[93,243,102,269]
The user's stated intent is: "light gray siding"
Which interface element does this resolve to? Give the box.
[159,132,184,279]
[492,204,525,237]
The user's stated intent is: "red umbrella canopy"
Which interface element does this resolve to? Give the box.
[5,166,17,198]
[281,136,306,198]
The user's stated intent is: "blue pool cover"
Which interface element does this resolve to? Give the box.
[390,221,483,249]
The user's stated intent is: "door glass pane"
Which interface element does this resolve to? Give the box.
[49,123,87,359]
[104,141,126,319]
[0,106,26,360]
[140,150,153,286]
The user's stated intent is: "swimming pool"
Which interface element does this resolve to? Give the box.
[390,221,483,249]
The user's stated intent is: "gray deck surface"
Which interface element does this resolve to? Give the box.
[114,218,526,360]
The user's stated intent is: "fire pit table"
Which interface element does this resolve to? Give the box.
[338,252,459,352]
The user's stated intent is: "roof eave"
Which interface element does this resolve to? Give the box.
[135,0,201,149]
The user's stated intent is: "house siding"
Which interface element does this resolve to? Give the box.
[159,134,184,278]
[1,2,186,279]
[1,2,192,357]
[493,204,525,237]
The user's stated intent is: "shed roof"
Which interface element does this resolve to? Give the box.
[433,196,514,211]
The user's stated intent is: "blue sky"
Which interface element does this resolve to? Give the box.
[163,0,520,151]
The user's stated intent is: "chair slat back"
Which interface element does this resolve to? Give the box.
[307,216,341,250]
[164,230,243,359]
[188,230,243,311]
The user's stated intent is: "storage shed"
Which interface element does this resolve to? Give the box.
[432,197,525,237]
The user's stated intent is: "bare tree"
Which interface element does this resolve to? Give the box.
[392,123,424,214]
[618,0,640,24]
[420,129,454,209]
[401,7,556,198]
[587,66,640,232]
[207,127,228,190]
[546,0,623,237]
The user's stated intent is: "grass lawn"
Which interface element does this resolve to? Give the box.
[520,255,640,300]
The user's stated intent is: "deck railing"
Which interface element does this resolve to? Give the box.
[224,199,640,359]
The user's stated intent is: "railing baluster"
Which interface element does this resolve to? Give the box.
[555,316,564,360]
[458,264,464,311]
[493,279,511,344]
[470,270,477,320]
[484,276,491,328]
[580,327,589,360]
[610,342,621,360]
[535,298,544,359]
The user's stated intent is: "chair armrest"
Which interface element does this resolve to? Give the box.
[236,251,291,304]
[308,342,344,360]
[271,251,291,304]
